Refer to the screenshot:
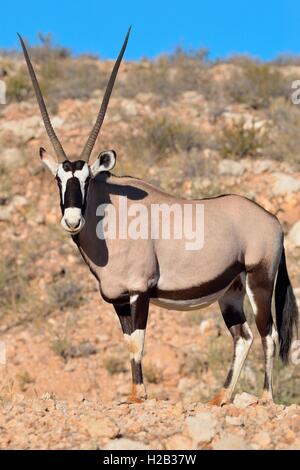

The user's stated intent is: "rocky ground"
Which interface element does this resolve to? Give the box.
[1,394,300,450]
[0,51,300,449]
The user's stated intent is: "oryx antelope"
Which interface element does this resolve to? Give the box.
[19,30,298,405]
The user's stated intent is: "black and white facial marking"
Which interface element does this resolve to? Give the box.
[56,160,90,233]
[39,148,117,235]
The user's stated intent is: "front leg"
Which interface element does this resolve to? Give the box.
[114,292,149,403]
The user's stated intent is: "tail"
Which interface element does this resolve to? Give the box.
[275,245,299,364]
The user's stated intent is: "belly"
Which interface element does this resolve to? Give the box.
[150,285,230,311]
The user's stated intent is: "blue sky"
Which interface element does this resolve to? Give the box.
[0,0,298,60]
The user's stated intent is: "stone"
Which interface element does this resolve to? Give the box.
[185,412,217,444]
[104,438,150,450]
[11,195,28,208]
[213,434,249,450]
[288,220,300,247]
[83,417,119,439]
[121,100,138,117]
[233,393,258,408]
[165,434,194,450]
[252,431,271,448]
[199,319,220,337]
[1,116,43,142]
[1,148,24,167]
[272,173,300,195]
[225,415,244,426]
[218,159,245,177]
[251,159,273,174]
[0,205,12,221]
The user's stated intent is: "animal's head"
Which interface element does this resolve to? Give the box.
[18,29,130,234]
[39,148,116,233]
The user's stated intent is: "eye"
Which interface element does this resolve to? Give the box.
[63,161,72,171]
[75,161,85,171]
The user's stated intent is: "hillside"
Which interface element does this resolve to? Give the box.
[0,45,300,449]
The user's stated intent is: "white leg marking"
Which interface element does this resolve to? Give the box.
[124,329,145,362]
[227,323,253,396]
[245,277,258,316]
[262,324,278,396]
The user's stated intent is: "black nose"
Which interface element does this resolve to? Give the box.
[65,220,80,229]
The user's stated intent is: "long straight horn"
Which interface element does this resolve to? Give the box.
[80,27,131,162]
[17,33,68,163]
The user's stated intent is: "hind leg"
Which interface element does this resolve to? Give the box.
[209,277,253,406]
[246,269,278,403]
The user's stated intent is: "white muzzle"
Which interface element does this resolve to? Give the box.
[61,207,85,234]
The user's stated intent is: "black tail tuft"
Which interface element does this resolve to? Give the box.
[275,246,299,364]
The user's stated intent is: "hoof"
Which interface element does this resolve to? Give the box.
[259,390,274,405]
[127,384,147,404]
[208,388,230,406]
[126,395,145,404]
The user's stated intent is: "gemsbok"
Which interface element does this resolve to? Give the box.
[19,29,298,405]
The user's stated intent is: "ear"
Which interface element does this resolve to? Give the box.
[39,147,58,175]
[90,150,116,177]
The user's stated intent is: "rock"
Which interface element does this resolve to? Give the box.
[242,366,257,388]
[12,394,25,404]
[1,116,43,142]
[199,319,220,337]
[218,159,245,177]
[272,173,300,195]
[65,341,97,358]
[104,438,150,450]
[222,112,267,131]
[83,417,119,439]
[0,205,12,221]
[252,159,273,174]
[233,393,258,408]
[0,195,28,221]
[252,431,271,449]
[288,221,300,247]
[1,148,24,167]
[11,195,28,208]
[185,412,217,444]
[213,434,249,450]
[121,99,138,116]
[165,434,194,450]
[225,415,244,426]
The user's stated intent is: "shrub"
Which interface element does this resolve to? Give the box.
[267,97,300,163]
[181,350,208,379]
[16,371,35,392]
[51,339,97,361]
[24,32,71,62]
[119,47,212,102]
[49,279,84,309]
[103,355,127,375]
[219,119,267,159]
[39,59,107,103]
[124,116,203,165]
[228,62,287,109]
[143,362,163,384]
[6,67,32,102]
